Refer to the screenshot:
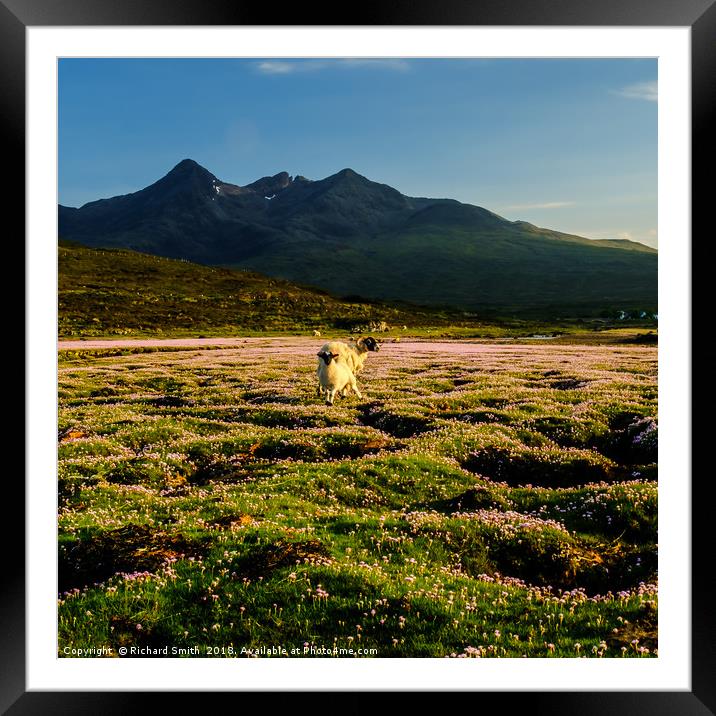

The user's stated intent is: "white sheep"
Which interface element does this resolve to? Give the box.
[319,336,380,375]
[315,336,380,400]
[312,329,321,337]
[316,349,362,405]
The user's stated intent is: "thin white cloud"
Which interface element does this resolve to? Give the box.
[614,80,658,102]
[255,61,296,75]
[499,201,575,211]
[255,59,411,75]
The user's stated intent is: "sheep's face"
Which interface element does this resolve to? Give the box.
[317,351,337,365]
[362,336,380,352]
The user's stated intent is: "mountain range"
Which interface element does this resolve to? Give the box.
[58,159,657,316]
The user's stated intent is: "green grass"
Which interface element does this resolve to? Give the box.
[58,339,658,658]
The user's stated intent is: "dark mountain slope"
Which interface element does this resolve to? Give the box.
[59,160,657,316]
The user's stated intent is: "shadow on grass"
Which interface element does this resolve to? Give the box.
[58,525,207,594]
[358,402,435,438]
[229,538,332,579]
[460,446,620,487]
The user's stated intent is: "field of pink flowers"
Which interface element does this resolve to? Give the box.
[58,338,657,658]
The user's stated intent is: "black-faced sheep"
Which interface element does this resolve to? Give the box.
[319,336,380,375]
[316,350,362,405]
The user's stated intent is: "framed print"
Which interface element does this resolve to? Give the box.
[11,0,706,712]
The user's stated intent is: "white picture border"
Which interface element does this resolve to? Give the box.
[27,26,691,691]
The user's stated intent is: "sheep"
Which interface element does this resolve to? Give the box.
[312,329,321,337]
[319,336,380,376]
[316,350,362,405]
[315,336,380,400]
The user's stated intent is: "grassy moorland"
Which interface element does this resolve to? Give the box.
[58,339,657,658]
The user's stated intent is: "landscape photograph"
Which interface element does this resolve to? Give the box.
[57,57,658,659]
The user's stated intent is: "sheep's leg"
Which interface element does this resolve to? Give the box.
[316,367,323,397]
[326,389,336,406]
[350,376,363,400]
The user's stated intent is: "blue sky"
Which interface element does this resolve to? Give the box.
[59,58,657,247]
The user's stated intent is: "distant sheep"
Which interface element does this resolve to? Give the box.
[351,321,390,334]
[316,350,362,405]
[313,330,322,337]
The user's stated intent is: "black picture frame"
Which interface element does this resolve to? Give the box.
[10,1,705,713]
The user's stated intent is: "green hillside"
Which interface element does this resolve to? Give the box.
[58,242,460,338]
[238,223,656,317]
